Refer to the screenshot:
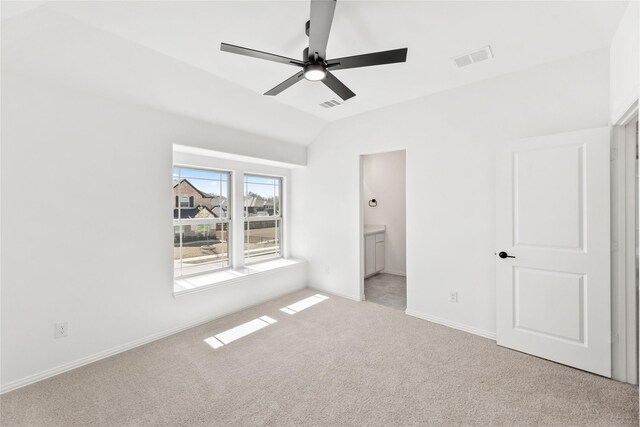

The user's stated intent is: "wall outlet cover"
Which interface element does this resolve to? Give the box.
[54,321,69,339]
[449,292,458,303]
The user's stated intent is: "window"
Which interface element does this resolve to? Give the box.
[179,196,191,208]
[244,174,282,263]
[173,167,230,277]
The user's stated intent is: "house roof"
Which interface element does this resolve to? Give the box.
[173,205,217,219]
[173,179,214,199]
[244,196,266,208]
[211,206,228,218]
[210,195,228,207]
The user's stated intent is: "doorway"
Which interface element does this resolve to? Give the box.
[360,150,407,310]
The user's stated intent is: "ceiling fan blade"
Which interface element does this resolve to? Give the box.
[326,48,408,70]
[221,43,304,67]
[308,0,336,60]
[264,71,305,96]
[322,71,355,101]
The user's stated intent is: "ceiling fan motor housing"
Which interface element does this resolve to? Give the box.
[303,63,326,81]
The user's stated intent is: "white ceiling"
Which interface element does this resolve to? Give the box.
[1,1,630,145]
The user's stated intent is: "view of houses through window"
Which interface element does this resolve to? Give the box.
[173,167,284,278]
[173,167,230,277]
[244,174,282,262]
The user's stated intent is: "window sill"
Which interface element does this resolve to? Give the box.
[173,258,306,297]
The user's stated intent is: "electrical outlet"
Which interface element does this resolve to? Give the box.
[54,321,69,339]
[449,291,458,303]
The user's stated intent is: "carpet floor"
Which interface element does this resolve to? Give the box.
[1,288,638,426]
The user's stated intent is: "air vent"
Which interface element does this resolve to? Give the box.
[319,99,343,108]
[452,46,493,68]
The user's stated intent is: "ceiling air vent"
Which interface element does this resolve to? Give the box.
[319,99,343,109]
[452,46,493,68]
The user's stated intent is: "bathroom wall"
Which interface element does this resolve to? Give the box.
[362,150,407,276]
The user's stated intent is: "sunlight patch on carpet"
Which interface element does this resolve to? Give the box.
[280,294,329,315]
[204,316,277,349]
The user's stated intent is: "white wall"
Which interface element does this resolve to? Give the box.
[0,73,307,392]
[292,49,609,335]
[0,5,326,147]
[610,1,639,124]
[362,150,406,276]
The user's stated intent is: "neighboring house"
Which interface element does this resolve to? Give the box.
[173,205,218,242]
[210,195,229,218]
[173,206,216,220]
[173,179,228,218]
[173,179,214,209]
[245,195,274,216]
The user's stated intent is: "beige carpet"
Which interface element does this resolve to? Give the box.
[1,289,638,426]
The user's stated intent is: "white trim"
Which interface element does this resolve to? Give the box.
[0,284,306,395]
[611,116,639,385]
[173,144,306,169]
[307,285,363,302]
[174,258,305,297]
[622,117,638,384]
[405,308,497,341]
[611,124,627,382]
[381,269,406,277]
[613,99,639,127]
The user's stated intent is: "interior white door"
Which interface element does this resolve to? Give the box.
[496,127,611,377]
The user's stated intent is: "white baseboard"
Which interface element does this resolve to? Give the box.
[381,269,406,277]
[405,308,496,341]
[0,283,306,395]
[307,285,363,302]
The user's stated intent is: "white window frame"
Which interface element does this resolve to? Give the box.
[173,166,232,278]
[179,196,191,208]
[243,174,283,264]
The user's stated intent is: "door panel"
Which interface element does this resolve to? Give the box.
[514,267,584,343]
[496,127,610,377]
[513,145,584,250]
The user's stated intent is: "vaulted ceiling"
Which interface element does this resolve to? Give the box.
[1,1,629,145]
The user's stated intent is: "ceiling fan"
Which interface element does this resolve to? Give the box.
[220,0,408,101]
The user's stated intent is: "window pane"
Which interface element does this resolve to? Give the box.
[244,219,281,262]
[173,166,231,278]
[244,175,280,218]
[173,167,229,220]
[174,222,229,277]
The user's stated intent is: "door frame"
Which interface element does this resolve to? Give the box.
[358,149,408,302]
[611,100,638,384]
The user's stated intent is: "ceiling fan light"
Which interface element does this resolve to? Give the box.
[304,64,326,81]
